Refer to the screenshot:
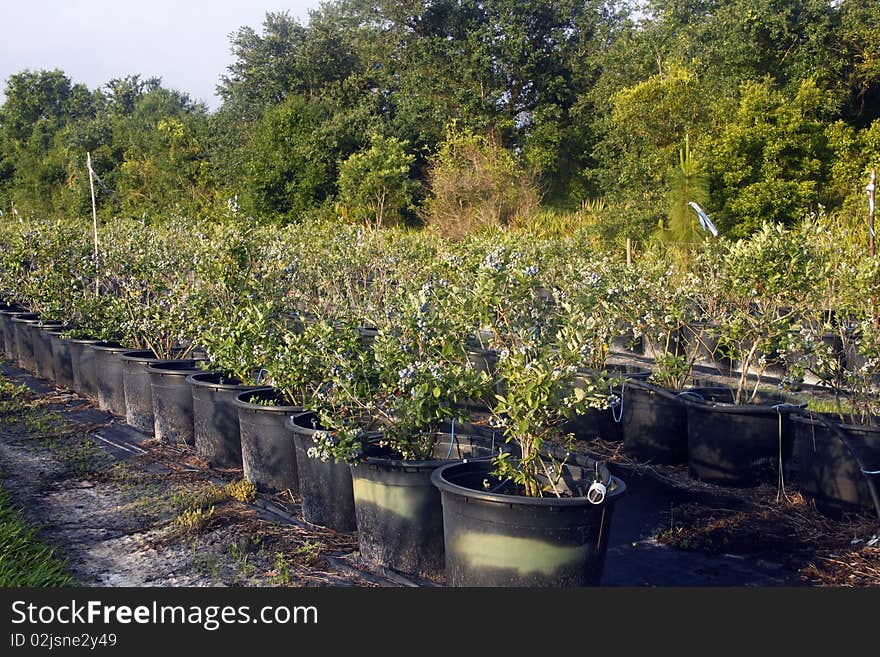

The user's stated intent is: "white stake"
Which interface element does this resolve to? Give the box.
[87,152,98,258]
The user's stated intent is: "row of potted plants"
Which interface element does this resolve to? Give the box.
[0,279,625,586]
[0,215,878,583]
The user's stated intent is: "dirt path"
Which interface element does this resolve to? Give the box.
[0,365,385,587]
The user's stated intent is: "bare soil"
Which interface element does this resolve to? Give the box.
[0,367,385,587]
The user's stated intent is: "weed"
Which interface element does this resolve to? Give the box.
[0,379,31,414]
[175,505,215,533]
[225,478,256,503]
[228,535,263,578]
[171,483,228,514]
[272,552,291,585]
[191,543,222,578]
[296,540,324,566]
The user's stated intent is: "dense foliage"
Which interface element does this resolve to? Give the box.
[1,214,877,496]
[1,0,878,243]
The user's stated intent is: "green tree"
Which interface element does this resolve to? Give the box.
[109,86,213,219]
[658,135,711,244]
[837,0,880,124]
[242,94,363,220]
[705,78,831,235]
[588,62,707,240]
[0,69,98,216]
[337,135,417,227]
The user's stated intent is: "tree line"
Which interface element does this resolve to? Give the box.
[0,0,878,244]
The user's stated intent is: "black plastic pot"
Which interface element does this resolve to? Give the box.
[120,350,191,434]
[564,365,651,442]
[351,434,498,578]
[0,306,25,360]
[469,329,495,349]
[147,360,204,445]
[791,413,880,517]
[682,393,804,487]
[288,412,357,532]
[32,321,63,380]
[233,388,302,494]
[188,371,260,468]
[621,382,733,465]
[432,458,626,586]
[90,342,131,416]
[46,329,74,389]
[11,314,40,372]
[67,337,101,399]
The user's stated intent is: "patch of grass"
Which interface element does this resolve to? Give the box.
[225,478,256,503]
[296,540,324,566]
[272,552,292,585]
[170,483,229,514]
[0,374,109,474]
[0,482,74,586]
[175,505,216,533]
[802,397,857,416]
[190,540,222,578]
[228,534,263,578]
[51,434,110,474]
[0,379,31,414]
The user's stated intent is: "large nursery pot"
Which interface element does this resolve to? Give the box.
[188,371,261,468]
[431,458,626,587]
[0,303,21,355]
[90,342,131,416]
[233,388,302,494]
[67,337,101,398]
[682,392,804,487]
[0,306,27,361]
[288,412,358,532]
[622,382,733,465]
[11,314,40,372]
[32,321,64,380]
[564,364,651,442]
[351,428,501,579]
[791,413,880,518]
[147,360,204,445]
[46,329,75,389]
[120,350,190,434]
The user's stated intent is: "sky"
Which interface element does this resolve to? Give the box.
[0,0,325,110]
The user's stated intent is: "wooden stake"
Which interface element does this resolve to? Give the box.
[626,238,632,267]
